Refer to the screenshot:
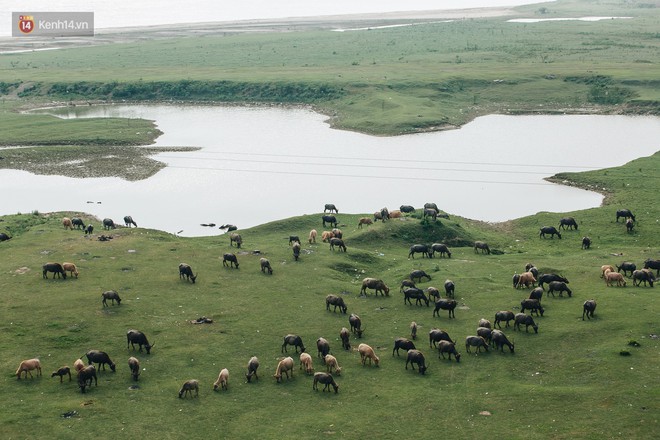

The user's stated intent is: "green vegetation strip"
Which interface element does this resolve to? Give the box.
[0,151,658,438]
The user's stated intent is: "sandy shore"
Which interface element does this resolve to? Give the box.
[0,7,518,53]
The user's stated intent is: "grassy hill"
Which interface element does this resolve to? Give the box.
[0,152,658,439]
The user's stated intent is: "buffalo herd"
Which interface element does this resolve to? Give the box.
[11,205,657,399]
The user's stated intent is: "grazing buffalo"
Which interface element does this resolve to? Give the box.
[547,281,572,297]
[392,338,416,356]
[229,233,243,248]
[410,270,432,283]
[360,278,390,296]
[444,280,455,298]
[423,208,438,221]
[222,253,239,268]
[465,336,489,353]
[437,340,461,362]
[292,242,301,261]
[102,218,116,230]
[514,313,538,333]
[539,226,562,239]
[71,218,86,229]
[520,299,545,317]
[516,272,537,289]
[494,311,515,329]
[260,258,273,275]
[85,224,94,235]
[431,243,451,258]
[219,224,238,232]
[582,300,597,320]
[433,299,457,318]
[582,236,591,250]
[632,269,655,287]
[85,350,116,372]
[288,236,300,245]
[313,372,339,393]
[179,263,197,283]
[329,237,347,252]
[626,218,635,232]
[43,263,66,279]
[77,365,97,393]
[429,328,455,348]
[616,262,636,277]
[316,338,331,361]
[127,329,153,354]
[616,209,635,222]
[405,349,428,374]
[408,244,432,259]
[0,232,11,241]
[325,295,348,313]
[529,287,544,303]
[400,205,415,213]
[477,327,492,346]
[558,217,578,230]
[403,287,429,307]
[357,217,373,229]
[123,216,137,227]
[424,202,439,212]
[101,290,121,306]
[538,273,569,290]
[474,241,490,254]
[324,204,339,214]
[281,334,306,353]
[322,215,338,228]
[349,314,364,338]
[491,330,515,353]
[644,259,660,276]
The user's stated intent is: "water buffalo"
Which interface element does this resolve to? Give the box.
[424,202,439,212]
[616,209,635,222]
[474,241,490,254]
[229,233,243,248]
[325,294,348,313]
[403,287,429,307]
[494,311,515,329]
[123,216,137,227]
[349,314,364,338]
[644,259,660,276]
[322,215,338,228]
[222,253,239,268]
[582,300,597,320]
[360,278,390,296]
[405,349,427,374]
[313,372,339,393]
[538,273,569,290]
[437,340,461,362]
[85,224,94,235]
[520,298,545,317]
[616,262,636,277]
[539,226,562,239]
[392,338,416,356]
[329,237,346,252]
[558,217,578,230]
[632,269,655,287]
[443,280,455,298]
[431,243,451,258]
[491,329,515,353]
[316,338,331,361]
[423,208,438,221]
[43,263,67,279]
[127,329,154,354]
[260,258,273,275]
[102,218,116,230]
[101,290,121,306]
[429,328,454,348]
[410,270,431,283]
[408,244,432,259]
[514,313,538,333]
[85,350,116,372]
[281,334,305,353]
[77,365,97,393]
[0,232,11,241]
[219,224,238,232]
[179,263,197,283]
[340,327,351,350]
[465,336,489,353]
[529,287,544,303]
[400,205,415,213]
[433,299,457,318]
[71,217,86,229]
[547,281,572,297]
[582,236,591,250]
[292,242,301,261]
[324,204,339,214]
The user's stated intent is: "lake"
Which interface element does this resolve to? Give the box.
[3,105,659,236]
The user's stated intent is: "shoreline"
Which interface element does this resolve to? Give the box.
[0,7,518,54]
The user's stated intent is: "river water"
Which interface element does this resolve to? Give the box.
[3,105,659,236]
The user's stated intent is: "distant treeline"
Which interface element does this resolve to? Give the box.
[16,80,345,103]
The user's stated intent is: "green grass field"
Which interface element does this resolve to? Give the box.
[0,152,658,439]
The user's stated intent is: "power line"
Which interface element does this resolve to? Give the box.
[166,164,561,186]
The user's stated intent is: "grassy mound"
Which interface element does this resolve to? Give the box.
[0,152,658,438]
